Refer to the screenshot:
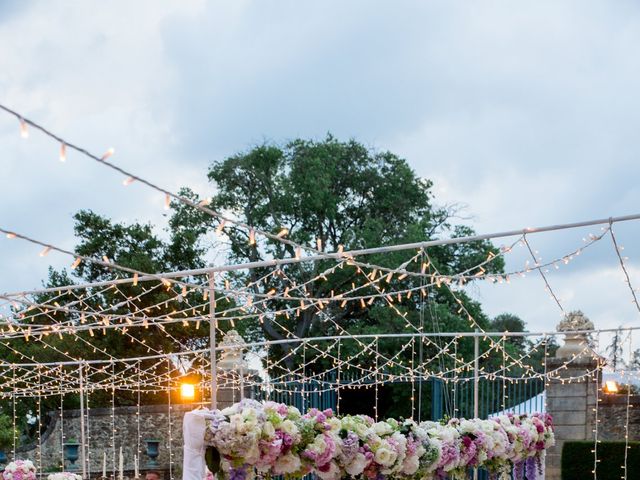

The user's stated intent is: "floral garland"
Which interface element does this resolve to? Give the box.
[1,461,37,480]
[202,400,554,480]
[47,473,83,480]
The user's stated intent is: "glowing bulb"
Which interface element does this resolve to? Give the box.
[123,177,136,186]
[71,258,82,269]
[604,380,619,394]
[59,143,67,162]
[39,246,52,257]
[164,194,171,210]
[198,197,212,207]
[317,238,323,251]
[180,382,195,400]
[277,228,289,238]
[19,119,28,138]
[215,220,226,236]
[101,148,115,160]
[249,228,256,245]
[6,233,16,239]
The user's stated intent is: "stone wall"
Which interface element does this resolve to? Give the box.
[544,357,599,480]
[12,387,247,479]
[545,358,640,479]
[598,394,640,441]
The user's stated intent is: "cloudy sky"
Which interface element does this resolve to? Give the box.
[1,0,640,351]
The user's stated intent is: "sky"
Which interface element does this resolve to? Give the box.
[1,0,640,354]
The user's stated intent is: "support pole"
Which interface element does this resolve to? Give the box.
[473,329,479,480]
[474,329,479,418]
[209,273,217,410]
[78,363,87,479]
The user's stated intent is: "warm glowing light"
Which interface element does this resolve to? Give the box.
[6,233,16,239]
[604,380,619,394]
[71,257,82,269]
[277,228,289,238]
[249,228,256,245]
[60,143,67,162]
[180,383,195,400]
[101,147,115,160]
[39,246,52,257]
[19,119,28,138]
[215,220,226,236]
[123,176,136,186]
[164,194,171,210]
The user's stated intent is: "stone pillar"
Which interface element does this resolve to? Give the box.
[545,311,600,480]
[216,330,257,409]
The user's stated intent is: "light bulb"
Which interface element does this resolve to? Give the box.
[59,143,67,162]
[19,119,28,138]
[102,148,115,160]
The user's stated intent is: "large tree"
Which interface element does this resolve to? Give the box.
[204,136,506,376]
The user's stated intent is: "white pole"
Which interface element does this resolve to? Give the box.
[209,273,217,410]
[7,212,640,297]
[473,329,479,480]
[473,329,480,417]
[79,364,88,479]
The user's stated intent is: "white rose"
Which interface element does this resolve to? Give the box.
[327,417,342,431]
[274,452,301,475]
[281,419,297,435]
[373,422,393,436]
[345,452,368,476]
[262,421,275,438]
[402,455,420,475]
[374,446,397,467]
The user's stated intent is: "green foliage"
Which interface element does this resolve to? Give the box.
[206,136,505,373]
[562,441,640,480]
[0,414,16,450]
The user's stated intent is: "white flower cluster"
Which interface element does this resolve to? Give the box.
[202,400,555,480]
[47,473,83,480]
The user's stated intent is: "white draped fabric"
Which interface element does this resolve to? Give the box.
[182,409,214,480]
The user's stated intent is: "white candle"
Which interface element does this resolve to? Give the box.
[103,452,107,479]
[119,446,123,480]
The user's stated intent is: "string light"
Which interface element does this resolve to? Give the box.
[19,118,28,138]
[101,148,115,161]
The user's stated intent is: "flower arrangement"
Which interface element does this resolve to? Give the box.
[1,460,36,480]
[47,473,82,480]
[202,400,554,480]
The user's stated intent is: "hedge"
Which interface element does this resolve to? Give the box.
[562,441,640,480]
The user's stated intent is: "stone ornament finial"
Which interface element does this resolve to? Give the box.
[556,310,594,332]
[218,329,248,371]
[555,310,595,360]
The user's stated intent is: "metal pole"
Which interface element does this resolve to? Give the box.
[8,211,640,297]
[209,273,217,409]
[474,329,479,417]
[239,364,245,400]
[473,329,479,480]
[78,363,87,479]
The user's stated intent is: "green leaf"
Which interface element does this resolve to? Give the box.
[205,446,221,475]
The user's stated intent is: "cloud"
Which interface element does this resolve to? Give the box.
[0,0,639,351]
